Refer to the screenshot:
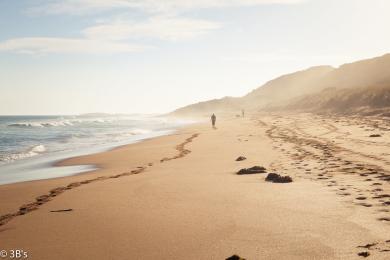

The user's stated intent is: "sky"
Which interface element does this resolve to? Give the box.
[0,0,389,115]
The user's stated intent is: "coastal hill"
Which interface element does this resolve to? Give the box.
[172,53,390,116]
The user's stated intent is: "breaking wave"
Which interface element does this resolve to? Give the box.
[8,120,74,128]
[0,145,46,163]
[6,118,117,128]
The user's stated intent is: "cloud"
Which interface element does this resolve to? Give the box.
[0,15,219,54]
[28,0,307,15]
[7,0,306,54]
[0,37,145,54]
[83,16,221,41]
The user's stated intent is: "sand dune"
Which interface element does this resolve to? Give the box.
[172,54,390,117]
[286,85,390,115]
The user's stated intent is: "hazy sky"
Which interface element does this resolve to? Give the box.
[0,0,389,115]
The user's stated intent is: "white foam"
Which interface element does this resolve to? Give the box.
[8,120,74,128]
[0,145,46,163]
[129,128,152,135]
[31,144,46,153]
[93,118,107,123]
[7,117,119,128]
[41,120,74,127]
[8,122,44,128]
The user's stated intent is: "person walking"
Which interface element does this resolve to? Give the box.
[211,113,216,128]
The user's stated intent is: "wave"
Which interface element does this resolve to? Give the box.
[104,129,153,141]
[4,115,158,129]
[31,144,46,153]
[0,115,184,166]
[8,120,74,128]
[129,128,152,135]
[8,122,45,128]
[6,117,116,128]
[0,144,46,163]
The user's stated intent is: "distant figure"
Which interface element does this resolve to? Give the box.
[241,109,245,118]
[211,113,216,128]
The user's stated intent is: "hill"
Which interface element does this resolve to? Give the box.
[171,53,390,117]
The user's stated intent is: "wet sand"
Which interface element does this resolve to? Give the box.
[0,114,389,259]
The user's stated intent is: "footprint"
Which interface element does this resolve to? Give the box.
[356,203,372,207]
[357,243,377,249]
[356,196,367,200]
[0,135,198,228]
[373,194,390,199]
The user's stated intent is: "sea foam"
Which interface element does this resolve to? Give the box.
[0,144,46,163]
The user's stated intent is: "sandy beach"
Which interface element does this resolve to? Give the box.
[2,1,389,259]
[0,114,389,259]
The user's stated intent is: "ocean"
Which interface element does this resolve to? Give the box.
[0,114,190,185]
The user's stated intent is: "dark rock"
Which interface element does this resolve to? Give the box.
[237,166,266,175]
[369,134,381,137]
[265,173,293,183]
[357,251,370,257]
[236,156,247,161]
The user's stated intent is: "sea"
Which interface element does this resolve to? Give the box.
[0,114,191,185]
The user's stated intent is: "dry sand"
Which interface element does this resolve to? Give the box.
[0,114,389,259]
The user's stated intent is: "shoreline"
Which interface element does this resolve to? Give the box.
[0,127,182,186]
[0,114,389,259]
[0,124,198,216]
